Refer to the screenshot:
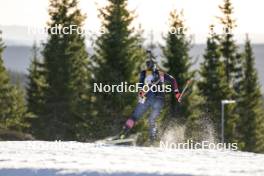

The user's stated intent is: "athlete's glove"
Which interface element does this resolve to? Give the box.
[175,92,181,103]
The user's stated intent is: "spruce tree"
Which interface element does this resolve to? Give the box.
[162,10,202,141]
[162,10,192,118]
[218,0,243,93]
[198,26,235,141]
[41,0,90,140]
[27,42,45,137]
[0,31,29,131]
[162,11,200,118]
[92,0,145,138]
[237,35,264,152]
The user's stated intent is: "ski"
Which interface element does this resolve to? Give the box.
[95,133,140,146]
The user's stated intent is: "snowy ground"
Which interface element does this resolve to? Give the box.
[0,141,264,176]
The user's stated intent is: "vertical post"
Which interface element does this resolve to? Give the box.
[221,102,225,144]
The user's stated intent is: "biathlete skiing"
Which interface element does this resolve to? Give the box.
[119,50,182,142]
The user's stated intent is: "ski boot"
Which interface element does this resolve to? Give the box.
[145,130,159,147]
[117,118,136,140]
[118,127,130,140]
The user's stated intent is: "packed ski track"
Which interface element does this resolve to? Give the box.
[0,141,264,176]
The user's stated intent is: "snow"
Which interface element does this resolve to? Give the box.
[0,141,264,176]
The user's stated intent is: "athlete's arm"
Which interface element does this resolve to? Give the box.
[164,73,179,92]
[164,73,181,102]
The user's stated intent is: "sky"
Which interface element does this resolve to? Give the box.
[0,0,264,45]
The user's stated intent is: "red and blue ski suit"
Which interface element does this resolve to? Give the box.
[125,69,180,139]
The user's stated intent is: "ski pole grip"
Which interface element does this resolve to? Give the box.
[187,79,192,85]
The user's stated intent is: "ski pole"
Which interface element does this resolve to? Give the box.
[178,80,192,102]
